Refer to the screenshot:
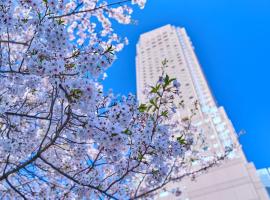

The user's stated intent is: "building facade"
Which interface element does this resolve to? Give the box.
[257,168,270,196]
[136,25,269,200]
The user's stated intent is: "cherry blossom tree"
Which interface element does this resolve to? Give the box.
[0,0,230,199]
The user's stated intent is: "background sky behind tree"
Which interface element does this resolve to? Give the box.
[103,0,270,169]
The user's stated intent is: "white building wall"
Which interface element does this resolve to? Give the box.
[136,24,269,200]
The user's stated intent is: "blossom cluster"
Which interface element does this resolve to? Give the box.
[0,0,223,199]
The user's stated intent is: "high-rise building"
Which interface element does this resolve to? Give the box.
[136,25,269,200]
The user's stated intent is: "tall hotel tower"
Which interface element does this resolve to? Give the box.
[136,25,269,200]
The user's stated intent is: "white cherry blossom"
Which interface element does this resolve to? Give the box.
[0,0,230,199]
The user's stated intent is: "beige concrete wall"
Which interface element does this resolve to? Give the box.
[158,159,269,200]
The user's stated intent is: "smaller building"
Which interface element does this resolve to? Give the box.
[257,168,270,197]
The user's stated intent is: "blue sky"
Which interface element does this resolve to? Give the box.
[103,0,270,169]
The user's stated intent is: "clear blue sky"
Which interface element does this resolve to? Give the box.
[103,0,270,169]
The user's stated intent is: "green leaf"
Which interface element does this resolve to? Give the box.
[70,89,83,99]
[138,152,143,161]
[57,19,65,25]
[163,74,176,88]
[37,12,41,20]
[147,105,153,112]
[65,63,76,69]
[177,135,186,145]
[149,98,158,109]
[150,84,161,94]
[31,89,37,94]
[111,133,118,137]
[138,104,147,113]
[161,59,168,66]
[22,18,28,23]
[104,45,115,54]
[152,169,159,175]
[164,74,170,84]
[161,110,169,118]
[31,50,38,55]
[122,129,132,135]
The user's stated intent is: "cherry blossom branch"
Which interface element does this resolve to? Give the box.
[4,112,51,120]
[0,106,72,182]
[6,178,27,200]
[6,29,12,71]
[0,1,230,199]
[50,0,131,19]
[132,153,230,199]
[39,156,118,200]
[0,40,28,46]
